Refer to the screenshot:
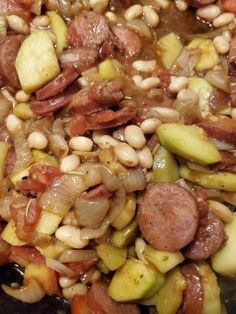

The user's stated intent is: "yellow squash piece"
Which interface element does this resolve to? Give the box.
[188,77,213,111]
[112,193,136,230]
[1,219,26,246]
[0,142,8,180]
[36,211,62,235]
[212,213,236,276]
[37,240,68,259]
[143,245,185,273]
[157,33,183,69]
[13,103,34,120]
[157,123,221,165]
[47,11,68,53]
[155,267,187,314]
[15,30,60,94]
[111,219,139,248]
[97,243,127,271]
[32,150,58,165]
[187,38,219,71]
[196,262,221,314]
[180,165,236,192]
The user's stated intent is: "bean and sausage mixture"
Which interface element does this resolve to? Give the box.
[0,0,236,312]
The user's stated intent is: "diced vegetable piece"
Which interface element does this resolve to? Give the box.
[96,243,127,271]
[142,272,165,299]
[143,244,184,273]
[127,245,136,258]
[47,11,68,53]
[187,38,219,71]
[10,167,30,185]
[188,77,213,111]
[112,193,136,230]
[97,260,110,274]
[32,150,58,165]
[157,123,221,165]
[24,263,60,296]
[180,165,236,192]
[196,262,221,314]
[15,30,60,94]
[222,0,236,13]
[153,146,179,182]
[108,258,161,302]
[111,219,139,248]
[36,240,68,259]
[99,148,126,174]
[212,213,236,276]
[99,59,124,80]
[0,142,8,180]
[13,103,34,120]
[155,267,187,314]
[1,219,26,246]
[157,33,183,69]
[36,211,62,235]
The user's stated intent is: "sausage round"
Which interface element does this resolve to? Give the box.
[138,183,199,251]
[87,282,140,314]
[178,264,203,314]
[0,35,25,89]
[183,211,225,260]
[186,0,216,8]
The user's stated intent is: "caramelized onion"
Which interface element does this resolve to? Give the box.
[210,138,234,151]
[2,279,45,303]
[0,191,16,221]
[58,249,98,263]
[0,92,11,124]
[120,169,146,192]
[46,257,74,277]
[12,131,31,175]
[127,19,152,39]
[187,162,214,174]
[48,134,69,159]
[31,0,44,15]
[205,71,229,93]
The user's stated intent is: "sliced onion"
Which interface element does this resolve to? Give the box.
[2,279,45,303]
[120,169,146,192]
[0,191,16,221]
[127,19,152,39]
[31,0,44,15]
[0,92,11,124]
[48,134,69,159]
[12,131,31,175]
[52,118,66,137]
[187,162,214,174]
[74,197,109,227]
[210,138,234,151]
[58,249,98,263]
[40,174,86,218]
[171,48,201,77]
[46,257,75,277]
[28,117,52,135]
[205,71,229,93]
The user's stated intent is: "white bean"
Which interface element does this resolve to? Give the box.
[124,125,146,149]
[175,0,188,11]
[59,277,77,289]
[213,35,230,54]
[69,136,93,152]
[6,114,23,134]
[60,154,80,173]
[7,15,29,34]
[105,11,117,23]
[89,0,109,13]
[77,77,89,88]
[15,90,30,103]
[143,6,159,28]
[114,143,139,167]
[148,107,180,122]
[62,283,88,300]
[124,4,143,21]
[140,118,161,134]
[139,77,161,90]
[32,15,50,28]
[231,108,236,120]
[132,75,143,87]
[137,146,153,169]
[213,13,235,28]
[222,30,231,42]
[169,76,188,93]
[27,131,48,149]
[91,270,101,283]
[92,130,107,144]
[155,0,170,9]
[196,4,221,20]
[209,200,234,223]
[55,225,89,249]
[132,60,157,72]
[97,135,120,148]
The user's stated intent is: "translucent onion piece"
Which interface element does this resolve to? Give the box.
[0,92,11,124]
[48,133,69,159]
[0,191,17,221]
[2,279,45,303]
[52,118,66,137]
[205,71,229,93]
[127,19,152,39]
[28,117,52,136]
[121,169,146,192]
[46,257,74,277]
[74,197,109,228]
[31,0,44,15]
[58,249,98,263]
[12,131,32,175]
[187,162,214,174]
[171,48,202,77]
[210,138,234,151]
[40,174,86,218]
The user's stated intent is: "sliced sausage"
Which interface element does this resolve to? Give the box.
[0,35,25,89]
[194,187,209,218]
[184,211,225,260]
[186,0,216,8]
[88,282,140,314]
[112,25,142,59]
[178,264,203,314]
[66,261,96,277]
[212,151,236,171]
[0,0,31,21]
[59,47,99,72]
[68,11,116,58]
[138,183,199,252]
[35,68,79,101]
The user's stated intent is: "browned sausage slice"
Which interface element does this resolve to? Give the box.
[178,264,203,314]
[186,0,216,8]
[183,211,225,260]
[88,282,140,314]
[35,68,79,101]
[0,35,25,89]
[0,0,31,21]
[138,183,199,251]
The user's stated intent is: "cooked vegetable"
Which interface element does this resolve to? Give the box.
[15,30,60,94]
[13,103,34,120]
[157,123,222,166]
[47,11,68,53]
[36,240,68,259]
[1,219,27,246]
[36,211,62,235]
[99,59,124,80]
[111,219,139,248]
[188,77,213,111]
[32,150,58,165]
[0,142,8,180]
[180,165,236,192]
[96,243,127,271]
